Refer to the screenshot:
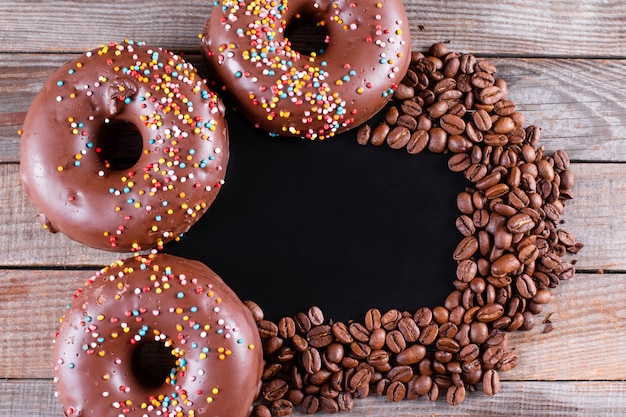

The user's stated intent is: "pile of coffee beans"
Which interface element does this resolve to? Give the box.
[248,43,582,416]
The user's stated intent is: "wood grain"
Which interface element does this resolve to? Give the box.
[2,378,625,417]
[2,55,625,163]
[1,268,623,381]
[1,0,625,57]
[2,0,625,415]
[0,161,617,269]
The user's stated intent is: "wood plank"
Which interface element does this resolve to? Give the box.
[0,161,619,269]
[2,378,625,417]
[1,270,623,381]
[0,0,625,57]
[0,164,133,267]
[2,54,624,163]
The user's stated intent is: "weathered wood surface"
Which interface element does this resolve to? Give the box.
[1,0,625,57]
[1,0,625,415]
[2,56,626,163]
[1,269,623,381]
[2,379,626,417]
[1,162,619,269]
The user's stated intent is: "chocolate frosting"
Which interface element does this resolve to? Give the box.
[53,253,263,417]
[200,0,411,139]
[20,40,229,252]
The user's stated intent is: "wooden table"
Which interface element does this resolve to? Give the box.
[1,1,625,416]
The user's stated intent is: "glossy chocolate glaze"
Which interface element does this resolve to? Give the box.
[200,0,411,139]
[20,40,229,252]
[53,253,263,417]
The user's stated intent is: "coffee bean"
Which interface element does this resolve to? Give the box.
[448,153,472,172]
[453,236,479,261]
[348,322,371,343]
[472,71,495,88]
[396,344,427,365]
[278,316,296,339]
[387,125,412,149]
[258,320,279,338]
[407,129,429,154]
[400,99,423,117]
[478,85,503,105]
[396,113,418,130]
[307,325,334,348]
[370,122,390,146]
[262,379,289,401]
[331,322,353,344]
[356,124,371,145]
[245,300,264,322]
[381,309,402,330]
[427,126,448,153]
[446,384,466,405]
[337,392,354,411]
[476,303,505,322]
[393,82,415,100]
[397,317,420,342]
[491,253,521,277]
[440,114,466,135]
[482,369,500,395]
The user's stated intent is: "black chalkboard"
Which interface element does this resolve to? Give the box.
[165,108,467,322]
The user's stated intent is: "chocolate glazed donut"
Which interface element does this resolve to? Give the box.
[20,40,229,252]
[201,0,411,139]
[53,253,263,417]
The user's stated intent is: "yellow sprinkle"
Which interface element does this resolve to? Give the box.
[57,166,64,172]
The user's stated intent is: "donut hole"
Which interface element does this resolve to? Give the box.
[131,340,177,388]
[98,119,143,171]
[284,13,330,56]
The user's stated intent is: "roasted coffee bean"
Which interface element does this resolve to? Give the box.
[507,212,536,234]
[348,322,371,343]
[319,396,339,414]
[395,344,427,365]
[448,153,472,172]
[428,126,448,153]
[393,82,415,100]
[400,99,423,117]
[440,113,466,135]
[418,322,439,345]
[453,236,479,261]
[278,316,296,339]
[370,122,390,146]
[245,300,264,322]
[294,312,312,333]
[472,109,493,131]
[478,85,503,105]
[396,113,418,130]
[385,330,406,353]
[448,134,474,153]
[455,214,475,237]
[397,317,420,342]
[407,129,429,154]
[446,384,466,406]
[337,391,354,411]
[387,125,412,149]
[348,368,372,392]
[262,379,289,401]
[472,71,495,88]
[258,320,279,338]
[476,303,505,323]
[381,309,402,330]
[386,381,407,402]
[253,404,272,417]
[369,327,386,350]
[307,325,334,348]
[356,124,371,145]
[331,322,353,344]
[491,253,521,277]
[385,105,400,125]
[308,306,325,326]
[482,369,500,395]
